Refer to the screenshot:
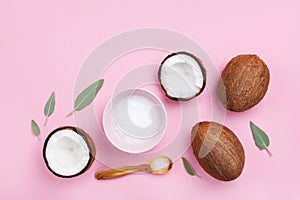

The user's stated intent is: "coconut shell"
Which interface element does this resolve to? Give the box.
[218,54,270,112]
[43,126,96,178]
[191,121,245,181]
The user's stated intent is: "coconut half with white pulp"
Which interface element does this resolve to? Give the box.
[43,126,96,178]
[158,52,206,101]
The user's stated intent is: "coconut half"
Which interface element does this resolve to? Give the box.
[43,126,96,178]
[158,52,206,101]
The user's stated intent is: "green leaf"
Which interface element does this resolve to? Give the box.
[250,121,272,156]
[43,91,55,126]
[182,157,201,178]
[67,79,104,117]
[31,120,41,141]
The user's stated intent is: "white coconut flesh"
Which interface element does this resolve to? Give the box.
[160,53,205,99]
[44,129,91,177]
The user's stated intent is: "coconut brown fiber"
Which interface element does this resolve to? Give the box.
[191,122,245,181]
[218,54,270,112]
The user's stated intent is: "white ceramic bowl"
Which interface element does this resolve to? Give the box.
[102,89,167,154]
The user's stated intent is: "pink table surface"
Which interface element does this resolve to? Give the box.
[1,0,299,199]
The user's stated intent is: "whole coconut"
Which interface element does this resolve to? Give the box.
[218,54,270,112]
[191,121,245,181]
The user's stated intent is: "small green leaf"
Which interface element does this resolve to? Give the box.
[44,91,55,126]
[31,120,41,141]
[250,121,272,156]
[67,79,104,117]
[182,157,201,178]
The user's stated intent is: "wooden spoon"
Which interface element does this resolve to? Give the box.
[95,156,172,180]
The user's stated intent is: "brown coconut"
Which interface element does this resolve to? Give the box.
[218,54,270,112]
[191,121,245,181]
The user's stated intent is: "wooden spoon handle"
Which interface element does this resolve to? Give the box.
[95,164,150,180]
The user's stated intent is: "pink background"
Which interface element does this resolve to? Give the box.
[1,0,299,199]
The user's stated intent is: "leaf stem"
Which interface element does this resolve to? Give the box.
[195,174,202,179]
[43,117,48,127]
[66,110,75,117]
[37,135,41,141]
[265,148,273,157]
